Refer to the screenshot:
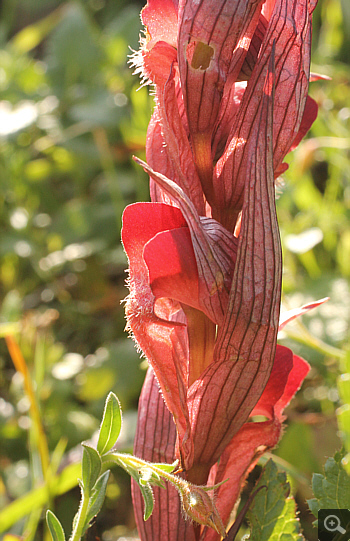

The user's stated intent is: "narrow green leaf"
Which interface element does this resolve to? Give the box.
[247,459,302,541]
[307,450,350,516]
[139,476,165,489]
[83,471,110,533]
[50,437,68,478]
[138,481,154,520]
[81,445,102,493]
[200,479,228,492]
[46,510,66,541]
[11,8,65,53]
[151,460,179,473]
[97,392,122,455]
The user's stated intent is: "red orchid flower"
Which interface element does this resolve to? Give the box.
[124,0,319,538]
[124,49,281,484]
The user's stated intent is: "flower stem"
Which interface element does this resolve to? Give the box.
[102,452,183,488]
[70,487,90,541]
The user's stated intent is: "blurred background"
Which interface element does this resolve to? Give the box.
[0,0,349,540]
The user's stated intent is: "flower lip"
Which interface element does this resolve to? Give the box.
[141,41,178,86]
[143,225,201,310]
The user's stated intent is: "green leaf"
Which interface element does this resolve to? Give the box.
[83,471,110,533]
[308,450,350,516]
[46,510,66,541]
[138,481,154,521]
[307,497,320,519]
[247,459,302,541]
[81,445,102,493]
[97,392,122,455]
[116,457,154,520]
[50,437,68,478]
[151,460,179,473]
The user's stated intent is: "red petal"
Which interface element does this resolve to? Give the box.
[122,202,193,463]
[134,158,238,325]
[144,226,201,310]
[142,41,177,86]
[289,95,318,152]
[203,420,282,541]
[251,346,310,421]
[279,297,329,331]
[251,345,294,419]
[310,72,331,81]
[274,352,310,418]
[142,0,178,47]
[274,162,289,178]
[122,202,186,271]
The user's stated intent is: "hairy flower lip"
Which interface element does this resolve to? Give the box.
[134,156,238,325]
[141,41,178,86]
[122,201,194,465]
[143,225,200,311]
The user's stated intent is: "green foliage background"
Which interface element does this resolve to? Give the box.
[0,0,349,539]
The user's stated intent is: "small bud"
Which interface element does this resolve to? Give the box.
[139,467,153,482]
[180,485,226,538]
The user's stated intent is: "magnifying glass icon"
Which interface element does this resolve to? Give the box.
[324,515,346,535]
